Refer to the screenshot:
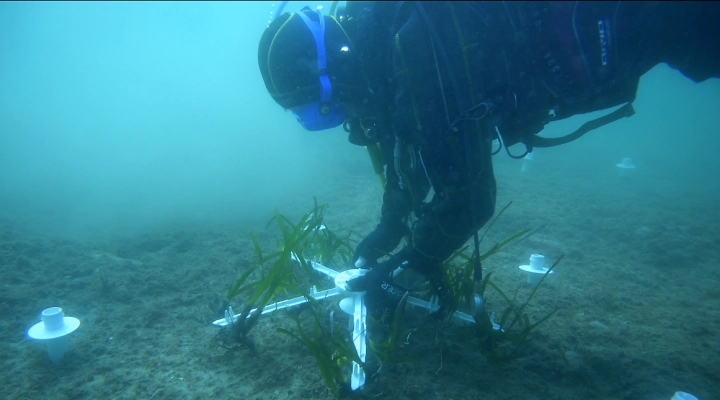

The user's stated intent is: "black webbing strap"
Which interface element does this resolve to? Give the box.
[528,102,636,150]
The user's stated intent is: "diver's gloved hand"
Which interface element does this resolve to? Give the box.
[346,252,408,313]
[427,267,454,322]
[358,246,453,322]
[347,245,454,318]
[351,221,407,268]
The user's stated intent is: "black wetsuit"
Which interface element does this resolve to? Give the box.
[345,1,720,271]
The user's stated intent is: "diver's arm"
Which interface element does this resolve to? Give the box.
[351,133,410,266]
[403,130,497,271]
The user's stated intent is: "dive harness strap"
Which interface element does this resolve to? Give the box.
[527,102,635,150]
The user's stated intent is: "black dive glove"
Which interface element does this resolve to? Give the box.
[351,221,407,268]
[348,246,454,320]
[347,250,408,314]
[426,266,454,321]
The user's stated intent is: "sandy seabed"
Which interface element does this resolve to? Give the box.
[1,152,719,400]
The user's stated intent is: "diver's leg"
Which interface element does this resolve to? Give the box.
[665,1,720,82]
[612,1,720,83]
[652,1,720,82]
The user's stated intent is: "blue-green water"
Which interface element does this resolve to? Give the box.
[1,2,718,399]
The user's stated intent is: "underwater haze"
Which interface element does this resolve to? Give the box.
[2,2,720,400]
[1,2,719,240]
[0,1,362,239]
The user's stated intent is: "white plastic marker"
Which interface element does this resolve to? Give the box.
[519,254,554,285]
[671,391,699,400]
[27,307,80,364]
[521,151,535,173]
[616,157,636,177]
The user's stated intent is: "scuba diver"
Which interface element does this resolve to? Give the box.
[258,2,720,318]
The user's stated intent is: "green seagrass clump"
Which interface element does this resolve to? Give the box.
[431,201,561,361]
[212,198,361,396]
